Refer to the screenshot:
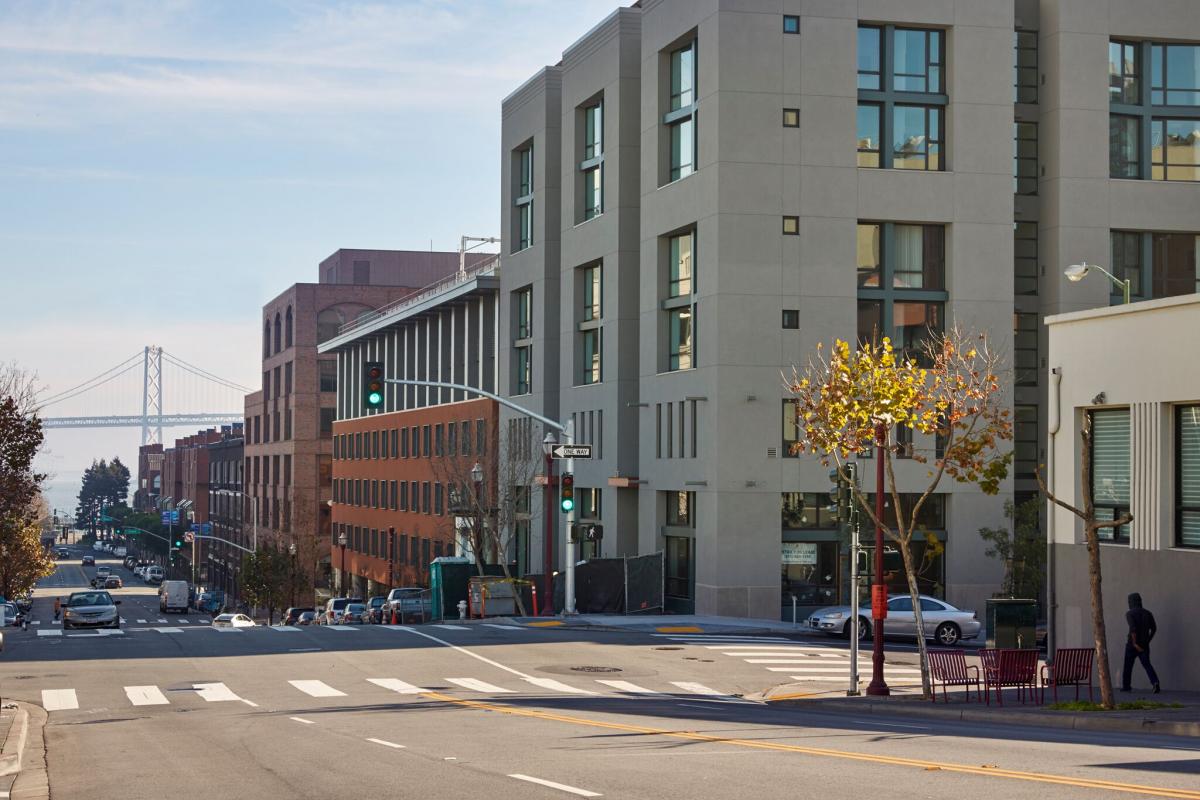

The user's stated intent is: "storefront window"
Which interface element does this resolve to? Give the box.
[665,536,692,599]
[879,535,945,597]
[781,541,838,606]
[781,492,839,529]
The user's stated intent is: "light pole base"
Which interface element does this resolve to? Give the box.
[866,681,891,697]
[846,689,861,697]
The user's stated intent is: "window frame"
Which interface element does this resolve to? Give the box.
[513,143,534,251]
[1014,29,1038,104]
[856,221,948,364]
[1090,408,1132,544]
[665,39,698,183]
[580,100,604,221]
[1177,404,1200,548]
[1110,39,1200,181]
[663,228,698,373]
[1014,121,1038,195]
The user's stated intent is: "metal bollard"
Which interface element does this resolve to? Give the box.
[792,594,797,629]
[457,600,467,620]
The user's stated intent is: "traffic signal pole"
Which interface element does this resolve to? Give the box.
[564,418,576,615]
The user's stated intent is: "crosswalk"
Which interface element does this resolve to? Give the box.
[25,621,540,638]
[36,673,746,715]
[651,633,924,690]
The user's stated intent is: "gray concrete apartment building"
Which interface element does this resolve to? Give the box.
[499,0,1200,621]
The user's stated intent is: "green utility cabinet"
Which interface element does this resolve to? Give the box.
[985,598,1038,649]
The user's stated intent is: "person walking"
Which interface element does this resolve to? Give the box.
[1121,592,1160,693]
[53,597,61,621]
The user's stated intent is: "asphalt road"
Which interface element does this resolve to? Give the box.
[2,550,1198,800]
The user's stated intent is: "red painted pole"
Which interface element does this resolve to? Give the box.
[867,421,891,696]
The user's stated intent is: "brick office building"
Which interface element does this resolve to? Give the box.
[133,443,163,512]
[207,431,244,600]
[319,257,501,598]
[243,249,478,604]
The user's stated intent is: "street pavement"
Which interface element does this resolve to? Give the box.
[1,550,1198,799]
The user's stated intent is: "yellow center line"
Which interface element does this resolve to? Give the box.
[420,692,1200,799]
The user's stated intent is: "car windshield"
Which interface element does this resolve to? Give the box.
[346,604,366,613]
[68,592,113,607]
[214,614,234,621]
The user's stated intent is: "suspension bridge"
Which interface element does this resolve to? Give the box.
[38,346,249,445]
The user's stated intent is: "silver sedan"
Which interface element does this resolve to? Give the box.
[807,594,981,646]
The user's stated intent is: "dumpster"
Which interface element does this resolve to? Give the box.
[985,598,1038,649]
[468,576,517,617]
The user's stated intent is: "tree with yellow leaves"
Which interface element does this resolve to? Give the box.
[786,325,1012,698]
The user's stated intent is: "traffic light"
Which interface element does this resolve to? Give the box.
[827,464,857,526]
[560,473,575,513]
[364,362,384,409]
[174,537,183,549]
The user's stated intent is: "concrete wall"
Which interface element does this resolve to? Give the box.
[1046,295,1200,689]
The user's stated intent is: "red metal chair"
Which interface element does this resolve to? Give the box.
[928,649,982,703]
[981,648,1040,705]
[1040,647,1094,704]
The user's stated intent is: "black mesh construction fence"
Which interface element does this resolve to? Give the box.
[547,552,665,615]
[624,551,664,614]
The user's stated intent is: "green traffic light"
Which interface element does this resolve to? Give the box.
[560,498,574,512]
[367,391,383,405]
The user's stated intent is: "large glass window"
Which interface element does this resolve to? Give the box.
[1091,408,1131,543]
[669,232,693,297]
[1014,404,1038,478]
[1111,39,1200,181]
[516,286,532,339]
[1014,30,1038,103]
[583,264,601,321]
[1152,44,1200,106]
[514,144,533,251]
[665,536,692,599]
[1014,121,1038,194]
[782,399,801,458]
[781,540,838,607]
[581,101,603,220]
[1151,119,1200,181]
[1110,40,1140,104]
[1152,233,1200,297]
[577,263,602,386]
[858,25,947,171]
[1110,115,1141,178]
[664,230,696,372]
[781,492,839,529]
[1015,222,1038,295]
[666,40,698,182]
[515,346,531,395]
[581,328,601,385]
[857,223,946,363]
[1014,312,1039,387]
[668,307,693,371]
[1178,405,1200,548]
[514,286,532,395]
[1112,230,1144,298]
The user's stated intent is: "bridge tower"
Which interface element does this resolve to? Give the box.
[141,345,164,446]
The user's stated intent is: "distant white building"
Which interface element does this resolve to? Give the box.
[1046,295,1200,690]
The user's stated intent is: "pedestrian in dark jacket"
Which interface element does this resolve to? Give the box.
[1121,592,1160,693]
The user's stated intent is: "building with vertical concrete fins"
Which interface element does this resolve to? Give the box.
[497,0,1200,620]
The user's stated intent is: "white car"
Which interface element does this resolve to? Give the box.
[211,613,256,628]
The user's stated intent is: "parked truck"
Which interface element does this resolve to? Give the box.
[159,580,189,613]
[386,587,432,623]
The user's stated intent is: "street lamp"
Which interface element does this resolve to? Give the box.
[471,462,484,565]
[288,541,297,607]
[337,530,348,596]
[1065,262,1131,305]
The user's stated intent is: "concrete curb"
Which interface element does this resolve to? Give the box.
[765,695,1200,738]
[500,617,799,636]
[0,707,28,777]
[10,702,49,800]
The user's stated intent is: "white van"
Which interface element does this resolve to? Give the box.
[159,580,189,613]
[145,566,164,584]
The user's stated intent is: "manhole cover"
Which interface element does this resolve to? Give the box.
[653,646,683,651]
[569,666,622,673]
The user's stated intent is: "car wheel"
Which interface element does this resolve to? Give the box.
[935,622,961,646]
[843,618,871,641]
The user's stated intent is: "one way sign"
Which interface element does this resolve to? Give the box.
[552,444,592,459]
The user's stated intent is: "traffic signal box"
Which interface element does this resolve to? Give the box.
[364,362,384,409]
[560,473,575,512]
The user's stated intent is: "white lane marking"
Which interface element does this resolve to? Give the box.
[708,645,836,651]
[290,716,315,725]
[52,620,61,625]
[670,682,729,697]
[124,685,169,706]
[368,678,429,695]
[199,619,210,624]
[31,620,40,625]
[745,659,873,664]
[288,647,322,653]
[431,624,469,631]
[446,678,514,693]
[380,624,412,631]
[136,619,147,624]
[270,625,301,631]
[288,680,346,698]
[156,618,168,623]
[848,719,930,730]
[193,682,244,703]
[42,689,79,711]
[523,677,597,695]
[652,634,791,641]
[508,774,601,797]
[178,619,190,624]
[323,625,357,631]
[212,627,244,633]
[595,680,659,694]
[37,629,62,637]
[366,738,406,749]
[399,627,532,678]
[482,624,523,631]
[155,627,184,634]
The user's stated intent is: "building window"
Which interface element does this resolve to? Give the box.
[1178,405,1200,548]
[580,100,603,221]
[434,483,444,515]
[1112,231,1200,301]
[577,263,602,386]
[858,25,946,171]
[782,108,799,127]
[782,309,799,329]
[1111,40,1200,181]
[513,286,532,395]
[782,492,839,529]
[664,229,697,372]
[580,329,601,385]
[856,222,946,363]
[1015,222,1039,296]
[1014,404,1038,478]
[783,14,799,34]
[514,143,533,251]
[1014,122,1038,195]
[582,263,601,322]
[1091,408,1131,543]
[421,482,430,514]
[318,360,337,392]
[273,312,281,353]
[1014,312,1038,386]
[422,425,431,457]
[665,39,697,182]
[435,423,444,456]
[319,408,334,435]
[666,491,695,527]
[782,216,799,235]
[1014,30,1038,103]
[782,399,801,458]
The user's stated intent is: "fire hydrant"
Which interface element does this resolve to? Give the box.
[457,600,467,620]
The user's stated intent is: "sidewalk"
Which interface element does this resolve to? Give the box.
[490,613,813,635]
[0,701,50,800]
[762,682,1200,738]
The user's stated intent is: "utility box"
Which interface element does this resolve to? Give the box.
[985,598,1038,649]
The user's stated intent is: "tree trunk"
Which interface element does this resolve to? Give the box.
[899,543,933,699]
[1085,522,1115,708]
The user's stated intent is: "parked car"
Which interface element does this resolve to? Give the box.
[283,607,314,626]
[211,613,256,628]
[296,611,317,626]
[1,602,22,627]
[103,576,123,589]
[195,591,226,615]
[55,547,70,558]
[342,603,368,624]
[386,587,431,623]
[807,594,981,646]
[62,591,120,630]
[321,596,362,624]
[81,555,95,566]
[366,596,388,623]
[145,566,164,584]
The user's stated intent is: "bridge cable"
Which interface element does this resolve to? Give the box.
[37,357,144,409]
[35,351,143,405]
[160,351,250,393]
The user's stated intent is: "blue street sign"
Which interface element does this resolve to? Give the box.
[161,510,179,525]
[189,522,212,535]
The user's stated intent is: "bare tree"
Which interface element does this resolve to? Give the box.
[430,417,544,616]
[0,362,42,416]
[1035,413,1128,709]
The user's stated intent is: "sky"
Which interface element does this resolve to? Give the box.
[0,0,616,513]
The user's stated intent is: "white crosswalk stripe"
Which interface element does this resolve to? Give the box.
[289,680,346,698]
[193,682,247,703]
[523,677,596,695]
[156,618,168,623]
[212,627,243,633]
[595,680,659,694]
[125,685,170,706]
[367,678,428,695]
[323,625,357,631]
[37,629,62,637]
[670,681,732,697]
[42,689,78,711]
[178,619,190,624]
[136,619,147,624]
[270,625,301,632]
[31,620,40,625]
[482,624,523,631]
[155,627,184,634]
[432,624,469,631]
[765,665,922,673]
[379,625,411,631]
[446,678,514,693]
